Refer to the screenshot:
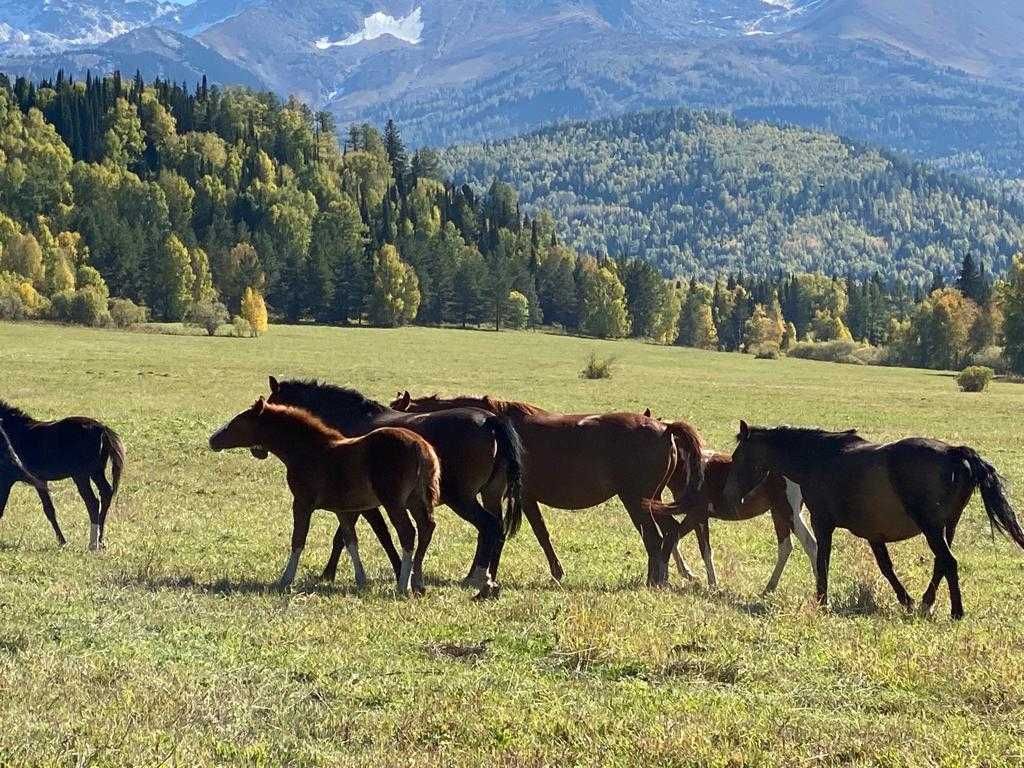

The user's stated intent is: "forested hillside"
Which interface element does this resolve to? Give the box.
[443,109,1024,286]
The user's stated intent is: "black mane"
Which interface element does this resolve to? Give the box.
[0,399,34,429]
[742,424,863,448]
[275,379,389,421]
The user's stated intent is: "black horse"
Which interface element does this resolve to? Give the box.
[0,400,125,550]
[263,378,524,598]
[724,422,1024,619]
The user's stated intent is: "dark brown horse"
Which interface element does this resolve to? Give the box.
[210,399,441,595]
[265,379,524,599]
[0,399,125,550]
[391,392,704,585]
[723,422,1024,619]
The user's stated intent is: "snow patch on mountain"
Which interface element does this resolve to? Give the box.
[315,7,423,50]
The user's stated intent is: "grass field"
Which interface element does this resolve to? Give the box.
[1,321,1023,767]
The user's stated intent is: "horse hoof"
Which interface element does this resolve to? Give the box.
[551,566,565,582]
[951,608,964,621]
[319,572,337,583]
[413,585,426,596]
[472,583,501,601]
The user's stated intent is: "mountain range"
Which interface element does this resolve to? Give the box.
[2,1,1024,175]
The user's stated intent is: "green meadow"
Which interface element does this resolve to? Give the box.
[1,321,1023,767]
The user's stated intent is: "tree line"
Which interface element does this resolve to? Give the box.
[3,71,1024,373]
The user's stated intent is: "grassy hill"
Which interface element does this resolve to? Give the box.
[443,109,1024,284]
[1,320,1023,765]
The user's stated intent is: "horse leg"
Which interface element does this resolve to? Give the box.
[765,512,794,593]
[869,542,913,611]
[383,505,416,596]
[623,498,666,587]
[409,499,436,596]
[34,483,66,547]
[361,507,402,582]
[0,480,11,522]
[694,520,718,589]
[919,524,963,620]
[452,496,502,598]
[672,543,697,581]
[279,499,313,590]
[74,477,103,551]
[922,516,961,614]
[92,471,114,548]
[321,514,349,583]
[810,515,834,608]
[523,498,564,582]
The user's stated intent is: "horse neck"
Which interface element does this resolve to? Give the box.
[0,406,33,439]
[761,434,837,485]
[258,411,341,464]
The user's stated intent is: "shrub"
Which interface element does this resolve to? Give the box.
[0,272,47,320]
[787,339,882,366]
[580,352,616,380]
[752,344,781,360]
[186,300,229,336]
[232,315,252,338]
[971,346,1009,375]
[957,366,993,393]
[70,287,111,327]
[109,298,148,329]
[505,290,530,330]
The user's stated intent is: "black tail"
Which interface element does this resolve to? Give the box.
[488,416,525,538]
[102,427,126,500]
[959,447,1024,549]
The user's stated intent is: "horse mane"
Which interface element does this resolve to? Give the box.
[277,379,388,418]
[262,403,346,444]
[417,393,549,418]
[741,425,863,448]
[0,399,33,430]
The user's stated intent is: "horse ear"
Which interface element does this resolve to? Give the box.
[643,408,652,418]
[254,396,266,415]
[739,420,750,440]
[269,376,279,394]
[404,390,410,398]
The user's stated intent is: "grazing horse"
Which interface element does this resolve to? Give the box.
[641,409,816,593]
[265,378,524,599]
[0,399,125,550]
[391,392,704,586]
[723,422,1024,619]
[210,399,441,595]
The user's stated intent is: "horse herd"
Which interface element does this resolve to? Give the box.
[2,377,1023,619]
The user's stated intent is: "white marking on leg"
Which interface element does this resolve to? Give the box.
[764,535,793,593]
[279,547,303,588]
[89,523,101,551]
[672,544,696,580]
[347,541,366,588]
[701,542,718,589]
[398,549,414,594]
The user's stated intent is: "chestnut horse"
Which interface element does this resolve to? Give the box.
[724,422,1024,619]
[642,410,817,593]
[391,392,704,585]
[0,399,125,550]
[265,378,524,599]
[209,399,441,595]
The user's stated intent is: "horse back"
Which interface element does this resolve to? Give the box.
[10,417,109,481]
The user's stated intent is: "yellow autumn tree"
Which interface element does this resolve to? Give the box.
[241,286,268,337]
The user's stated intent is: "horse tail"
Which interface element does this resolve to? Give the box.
[102,426,127,499]
[418,442,442,510]
[487,415,525,539]
[959,446,1024,550]
[665,420,705,500]
[0,423,43,490]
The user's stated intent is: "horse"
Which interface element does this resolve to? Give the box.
[264,378,524,599]
[390,392,704,586]
[723,421,1024,619]
[210,398,441,595]
[641,409,817,593]
[0,399,125,550]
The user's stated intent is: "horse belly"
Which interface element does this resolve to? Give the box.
[842,495,921,542]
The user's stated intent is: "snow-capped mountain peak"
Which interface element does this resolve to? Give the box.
[314,6,423,50]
